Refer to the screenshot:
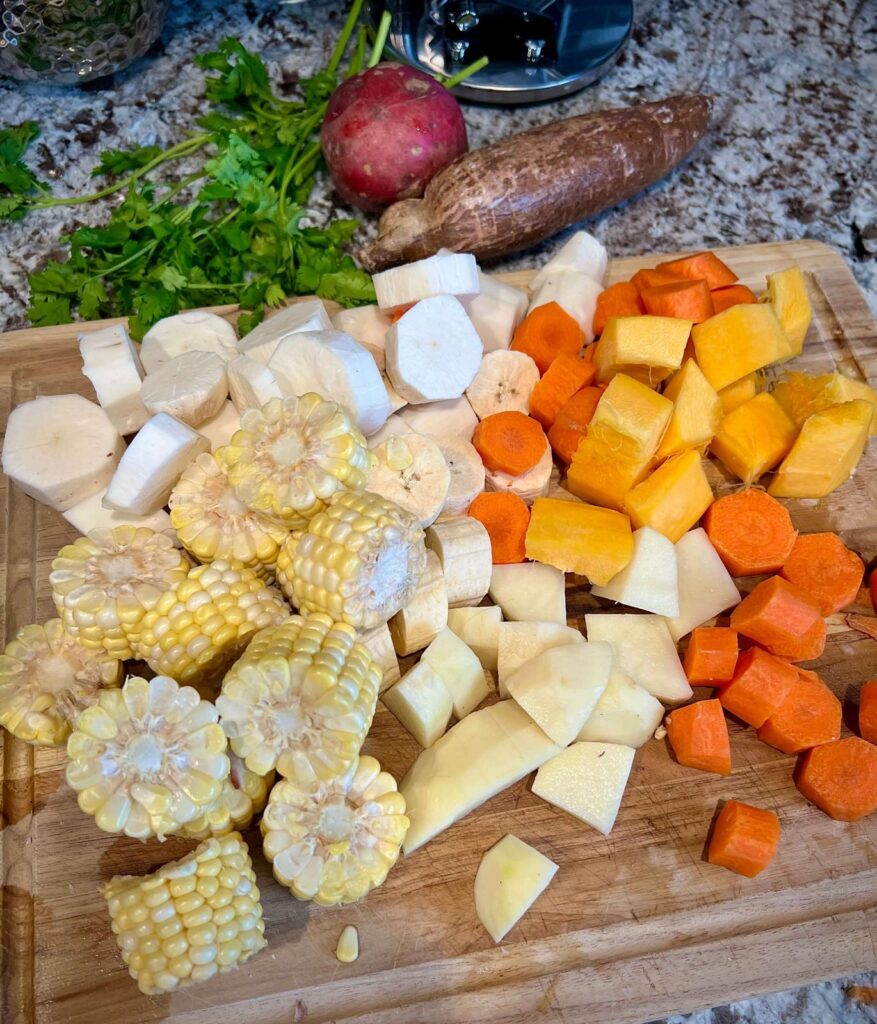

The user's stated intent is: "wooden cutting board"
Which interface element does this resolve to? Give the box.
[1,240,875,1024]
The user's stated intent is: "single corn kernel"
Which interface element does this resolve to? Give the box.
[66,675,229,839]
[0,619,121,746]
[178,754,274,840]
[335,925,359,964]
[262,754,408,905]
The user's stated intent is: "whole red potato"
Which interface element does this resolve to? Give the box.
[321,61,468,212]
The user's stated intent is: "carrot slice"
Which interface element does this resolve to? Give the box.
[467,491,530,564]
[779,532,865,616]
[658,251,738,290]
[683,627,739,685]
[861,680,877,745]
[761,616,826,663]
[528,354,596,428]
[511,301,585,374]
[796,736,877,821]
[707,800,780,877]
[757,667,841,753]
[593,282,644,336]
[703,490,797,576]
[711,284,757,313]
[472,412,548,477]
[718,647,799,727]
[641,279,715,323]
[730,576,822,651]
[630,267,687,294]
[547,386,604,463]
[666,699,731,774]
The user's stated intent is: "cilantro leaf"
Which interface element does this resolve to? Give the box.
[27,293,71,328]
[91,145,163,178]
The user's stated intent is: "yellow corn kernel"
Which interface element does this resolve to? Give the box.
[335,925,360,964]
[178,754,274,840]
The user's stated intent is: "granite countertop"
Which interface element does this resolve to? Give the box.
[1,1,876,1020]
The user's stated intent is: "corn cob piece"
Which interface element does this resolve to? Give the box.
[103,831,266,995]
[0,619,122,746]
[222,394,369,530]
[66,675,229,839]
[50,526,190,658]
[178,754,274,840]
[216,613,380,783]
[261,754,408,905]
[275,490,427,630]
[169,450,289,578]
[135,560,288,693]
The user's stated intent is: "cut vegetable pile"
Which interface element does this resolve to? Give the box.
[1,231,876,996]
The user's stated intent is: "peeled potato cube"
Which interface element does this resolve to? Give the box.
[591,526,679,618]
[446,606,502,671]
[475,834,558,943]
[421,628,490,719]
[496,621,584,697]
[488,563,566,625]
[577,669,664,748]
[383,661,454,748]
[664,528,741,642]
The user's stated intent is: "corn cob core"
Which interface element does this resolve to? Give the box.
[0,619,122,746]
[103,831,266,995]
[66,675,229,839]
[262,754,408,905]
[179,754,274,840]
[135,560,288,694]
[275,490,427,630]
[216,613,380,783]
[50,525,190,659]
[223,394,369,530]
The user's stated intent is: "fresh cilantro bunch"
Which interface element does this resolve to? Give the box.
[1,0,376,337]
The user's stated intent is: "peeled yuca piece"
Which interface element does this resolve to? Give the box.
[382,661,454,748]
[373,250,479,310]
[461,273,528,353]
[446,606,502,671]
[496,621,584,696]
[475,834,558,943]
[591,526,679,618]
[489,562,566,624]
[692,303,790,391]
[140,310,237,372]
[585,613,692,703]
[421,627,490,719]
[400,700,560,854]
[237,299,332,364]
[577,669,664,748]
[525,497,634,585]
[664,528,741,642]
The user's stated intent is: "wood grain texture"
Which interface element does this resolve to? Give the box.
[1,240,876,1024]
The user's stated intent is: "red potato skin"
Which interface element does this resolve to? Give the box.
[321,62,468,212]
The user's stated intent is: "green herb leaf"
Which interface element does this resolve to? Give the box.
[91,145,163,178]
[27,293,71,328]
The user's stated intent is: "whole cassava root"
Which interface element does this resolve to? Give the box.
[359,95,713,271]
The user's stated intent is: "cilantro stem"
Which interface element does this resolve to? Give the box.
[349,26,368,76]
[441,55,489,90]
[328,0,366,75]
[367,11,392,68]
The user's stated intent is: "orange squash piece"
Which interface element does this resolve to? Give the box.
[666,698,731,774]
[692,303,791,391]
[710,393,798,484]
[594,315,691,387]
[623,450,714,543]
[761,266,812,356]
[708,800,780,877]
[718,373,759,415]
[656,359,723,460]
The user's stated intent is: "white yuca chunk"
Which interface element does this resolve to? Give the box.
[388,550,448,655]
[577,669,663,748]
[475,835,558,943]
[227,355,283,413]
[461,273,528,353]
[505,642,612,746]
[62,486,173,537]
[485,444,552,504]
[382,660,454,747]
[591,526,680,618]
[547,465,582,503]
[237,298,332,364]
[425,517,491,607]
[383,375,407,414]
[400,700,561,854]
[496,621,584,697]
[373,250,479,310]
[196,401,240,452]
[489,563,566,625]
[664,528,741,641]
[465,350,540,419]
[530,230,608,291]
[584,613,692,704]
[446,606,502,671]
[140,310,237,373]
[532,741,635,835]
[530,270,602,342]
[140,350,228,427]
[368,433,450,528]
[367,413,410,448]
[385,295,483,404]
[357,623,400,693]
[420,627,490,719]
[104,413,209,514]
[268,330,390,435]
[79,323,149,434]
[431,435,484,517]
[2,394,124,512]
[399,395,478,440]
[332,305,391,370]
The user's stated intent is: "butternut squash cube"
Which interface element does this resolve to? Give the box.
[525,497,634,585]
[623,450,714,543]
[692,304,790,391]
[566,440,651,511]
[656,359,722,460]
[761,266,812,355]
[594,316,691,387]
[768,400,871,499]
[773,370,877,436]
[710,393,798,483]
[718,373,759,415]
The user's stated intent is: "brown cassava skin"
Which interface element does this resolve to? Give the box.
[358,95,713,271]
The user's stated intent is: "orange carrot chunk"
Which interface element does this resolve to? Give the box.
[658,251,738,290]
[780,532,865,616]
[467,491,530,564]
[472,411,548,477]
[756,667,841,753]
[528,353,596,428]
[593,282,645,336]
[666,699,731,775]
[719,648,799,728]
[761,615,827,663]
[630,267,687,294]
[683,627,739,685]
[796,736,877,821]
[861,681,877,745]
[711,284,757,313]
[547,386,604,463]
[703,490,798,576]
[707,800,781,877]
[511,301,585,374]
[731,576,822,651]
[640,279,715,323]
